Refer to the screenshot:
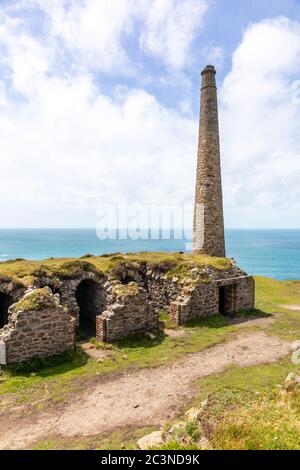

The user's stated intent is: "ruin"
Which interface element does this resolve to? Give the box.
[0,65,255,364]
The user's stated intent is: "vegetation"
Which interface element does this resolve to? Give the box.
[156,362,300,450]
[0,252,232,286]
[113,282,140,298]
[10,287,58,313]
[151,277,300,451]
[0,275,300,449]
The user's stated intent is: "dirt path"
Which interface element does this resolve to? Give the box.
[0,331,291,450]
[281,304,300,311]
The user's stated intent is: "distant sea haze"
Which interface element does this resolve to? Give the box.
[0,229,299,281]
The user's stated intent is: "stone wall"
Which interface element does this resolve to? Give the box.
[96,284,159,342]
[170,283,219,325]
[170,276,255,325]
[144,274,181,313]
[235,276,255,311]
[34,271,108,327]
[0,287,75,364]
[0,259,255,361]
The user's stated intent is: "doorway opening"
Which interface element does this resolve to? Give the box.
[219,287,226,315]
[219,285,236,316]
[0,292,13,329]
[75,280,105,338]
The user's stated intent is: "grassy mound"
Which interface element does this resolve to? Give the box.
[0,252,232,286]
[11,287,58,313]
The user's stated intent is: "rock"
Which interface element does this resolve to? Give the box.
[185,407,202,421]
[145,332,156,340]
[292,340,300,351]
[284,373,300,391]
[172,277,179,283]
[137,431,163,450]
[198,437,210,449]
[122,354,128,360]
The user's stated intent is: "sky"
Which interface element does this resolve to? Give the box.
[0,0,300,229]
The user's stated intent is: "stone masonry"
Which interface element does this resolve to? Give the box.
[170,276,255,325]
[193,65,226,257]
[96,283,159,342]
[0,287,75,364]
[0,258,255,363]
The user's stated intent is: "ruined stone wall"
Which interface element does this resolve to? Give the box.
[0,287,75,364]
[170,283,219,325]
[235,276,255,311]
[170,276,255,325]
[0,258,255,362]
[144,275,181,313]
[96,286,159,342]
[34,272,108,326]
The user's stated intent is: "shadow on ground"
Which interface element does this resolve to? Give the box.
[3,347,89,378]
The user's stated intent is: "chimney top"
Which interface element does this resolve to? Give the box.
[201,65,216,76]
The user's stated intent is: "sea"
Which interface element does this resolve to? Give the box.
[0,229,299,281]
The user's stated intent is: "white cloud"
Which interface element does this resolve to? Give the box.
[30,0,134,72]
[24,0,208,72]
[3,2,300,230]
[220,17,300,225]
[0,67,197,225]
[0,1,205,227]
[205,46,225,68]
[139,0,208,68]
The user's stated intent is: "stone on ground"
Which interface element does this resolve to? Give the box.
[137,431,163,450]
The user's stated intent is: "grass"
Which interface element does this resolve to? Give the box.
[1,276,299,406]
[113,282,140,298]
[255,276,300,340]
[31,426,157,450]
[10,287,58,313]
[155,358,300,450]
[211,388,300,450]
[0,313,238,406]
[0,252,232,286]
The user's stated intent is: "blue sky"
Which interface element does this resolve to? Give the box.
[0,0,300,228]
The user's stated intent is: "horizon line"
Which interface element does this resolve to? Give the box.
[0,227,300,231]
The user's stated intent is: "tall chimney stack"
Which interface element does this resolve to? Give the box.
[193,65,226,257]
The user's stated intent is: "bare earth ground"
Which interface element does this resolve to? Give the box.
[281,304,300,311]
[0,329,291,450]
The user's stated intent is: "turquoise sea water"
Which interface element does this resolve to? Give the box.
[0,229,299,280]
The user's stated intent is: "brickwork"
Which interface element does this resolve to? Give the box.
[193,65,225,257]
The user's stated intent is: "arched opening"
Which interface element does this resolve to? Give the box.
[0,292,13,329]
[122,274,137,285]
[75,279,105,338]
